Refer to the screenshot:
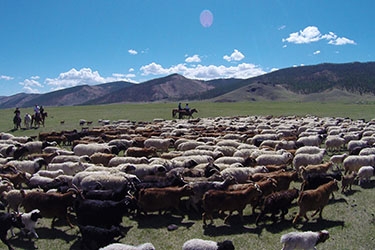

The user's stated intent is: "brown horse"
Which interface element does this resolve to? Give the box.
[13,115,22,130]
[31,112,48,128]
[172,108,198,119]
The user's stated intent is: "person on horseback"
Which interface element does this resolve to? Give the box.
[14,107,20,118]
[34,104,40,117]
[185,103,190,112]
[178,102,182,110]
[13,107,21,129]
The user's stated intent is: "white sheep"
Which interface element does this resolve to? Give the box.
[78,171,133,190]
[220,165,268,183]
[50,155,91,163]
[108,156,149,166]
[295,146,324,155]
[280,230,329,250]
[214,156,249,166]
[47,162,87,176]
[122,163,167,180]
[357,166,375,186]
[296,135,325,147]
[28,175,55,188]
[182,238,235,250]
[275,140,298,150]
[144,138,174,152]
[182,149,223,159]
[256,151,293,166]
[292,150,326,172]
[347,140,369,154]
[343,155,375,174]
[99,242,155,250]
[329,153,348,167]
[177,140,205,151]
[73,143,118,156]
[36,169,65,178]
[325,135,345,152]
[6,158,47,174]
[359,147,375,155]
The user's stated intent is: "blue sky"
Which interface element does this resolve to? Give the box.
[0,0,373,96]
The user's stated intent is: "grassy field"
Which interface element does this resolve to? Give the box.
[2,101,375,138]
[1,101,375,250]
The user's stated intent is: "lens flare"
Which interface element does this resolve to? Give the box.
[200,10,213,28]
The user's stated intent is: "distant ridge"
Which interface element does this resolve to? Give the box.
[1,61,375,109]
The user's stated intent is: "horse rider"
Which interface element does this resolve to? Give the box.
[13,107,21,129]
[14,107,21,118]
[34,104,40,117]
[185,103,190,112]
[40,105,45,116]
[178,102,182,110]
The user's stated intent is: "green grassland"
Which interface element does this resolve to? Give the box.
[2,101,375,137]
[1,101,375,250]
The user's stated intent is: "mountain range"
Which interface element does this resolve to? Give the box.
[1,61,375,109]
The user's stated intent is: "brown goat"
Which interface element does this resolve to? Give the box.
[341,172,357,193]
[0,172,29,189]
[227,178,278,214]
[202,184,262,225]
[137,185,193,215]
[21,188,80,228]
[300,161,334,179]
[125,146,158,158]
[256,188,299,224]
[293,180,339,224]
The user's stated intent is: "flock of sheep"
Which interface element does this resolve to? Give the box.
[1,114,375,249]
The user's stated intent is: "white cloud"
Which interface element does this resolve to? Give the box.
[282,26,356,46]
[282,26,323,44]
[44,68,136,91]
[0,75,14,80]
[185,54,201,63]
[19,76,43,93]
[128,49,138,55]
[329,37,356,45]
[140,62,265,80]
[223,49,245,62]
[278,25,286,30]
[313,50,321,55]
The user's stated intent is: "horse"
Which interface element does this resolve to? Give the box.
[13,115,21,130]
[172,108,198,119]
[24,113,32,129]
[31,111,48,128]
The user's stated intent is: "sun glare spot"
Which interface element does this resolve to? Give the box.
[200,10,213,28]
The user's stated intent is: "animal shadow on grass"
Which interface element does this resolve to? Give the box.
[70,226,132,250]
[295,218,345,231]
[8,233,40,250]
[134,214,194,230]
[359,180,375,189]
[203,214,262,236]
[258,217,294,234]
[9,227,78,250]
[342,189,360,196]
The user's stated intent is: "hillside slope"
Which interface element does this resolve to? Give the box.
[1,61,375,108]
